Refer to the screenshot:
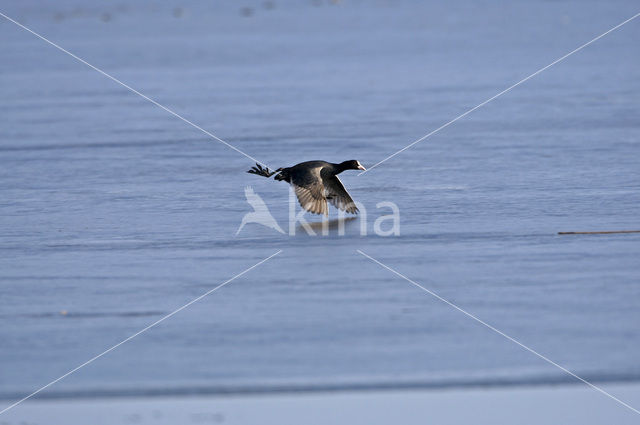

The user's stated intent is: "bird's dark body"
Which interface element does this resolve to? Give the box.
[248,159,365,215]
[275,160,332,184]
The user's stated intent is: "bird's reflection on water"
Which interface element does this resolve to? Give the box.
[299,216,358,235]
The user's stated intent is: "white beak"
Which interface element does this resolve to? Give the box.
[357,163,366,171]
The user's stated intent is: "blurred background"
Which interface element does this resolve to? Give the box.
[1,0,639,423]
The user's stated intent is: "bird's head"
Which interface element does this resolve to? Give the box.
[342,160,366,171]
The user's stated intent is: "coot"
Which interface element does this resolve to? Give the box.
[247,160,365,216]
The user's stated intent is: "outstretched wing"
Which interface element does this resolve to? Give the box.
[292,184,328,216]
[324,175,358,214]
[289,165,328,216]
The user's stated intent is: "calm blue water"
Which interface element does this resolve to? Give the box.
[1,0,639,402]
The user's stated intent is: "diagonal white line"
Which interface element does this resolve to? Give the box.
[0,250,282,416]
[0,11,269,168]
[356,249,640,416]
[359,12,640,175]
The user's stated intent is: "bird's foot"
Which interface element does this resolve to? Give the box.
[247,163,278,178]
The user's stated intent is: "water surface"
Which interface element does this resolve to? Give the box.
[1,0,639,403]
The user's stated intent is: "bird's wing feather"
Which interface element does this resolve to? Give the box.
[324,176,358,214]
[292,184,328,216]
[288,165,328,216]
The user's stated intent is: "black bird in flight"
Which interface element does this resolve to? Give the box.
[247,160,365,216]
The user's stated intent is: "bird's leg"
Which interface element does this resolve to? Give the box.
[247,163,281,178]
[247,163,271,177]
